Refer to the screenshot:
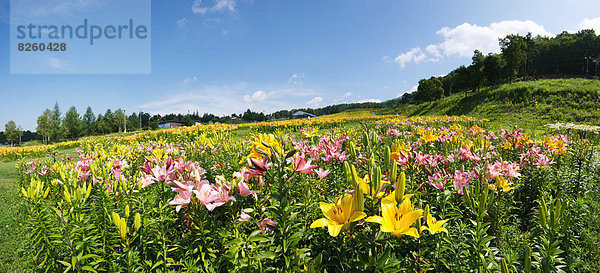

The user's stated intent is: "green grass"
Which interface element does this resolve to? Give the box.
[378,78,600,129]
[0,148,79,272]
[0,160,33,272]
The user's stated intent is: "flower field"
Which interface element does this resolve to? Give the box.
[16,115,600,272]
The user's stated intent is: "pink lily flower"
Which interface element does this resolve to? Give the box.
[257,218,278,234]
[140,174,155,188]
[238,209,251,222]
[315,168,330,179]
[452,169,471,195]
[238,181,259,196]
[139,161,153,175]
[294,156,318,174]
[169,187,193,212]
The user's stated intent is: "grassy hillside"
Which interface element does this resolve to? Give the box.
[314,108,378,119]
[379,78,600,127]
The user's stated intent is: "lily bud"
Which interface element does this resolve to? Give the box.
[395,172,406,204]
[370,132,377,147]
[119,218,127,240]
[384,146,391,169]
[111,211,120,227]
[353,185,364,212]
[349,142,357,158]
[524,246,532,273]
[374,167,382,196]
[134,213,141,232]
[390,163,398,184]
[63,186,71,204]
[350,165,358,187]
[125,205,130,219]
[85,183,92,199]
[343,162,353,186]
[362,133,369,149]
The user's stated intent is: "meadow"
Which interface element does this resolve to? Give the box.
[3,114,600,272]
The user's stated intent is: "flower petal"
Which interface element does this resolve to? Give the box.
[327,224,344,237]
[349,211,366,223]
[365,216,383,224]
[403,227,420,238]
[310,218,330,229]
[398,210,423,230]
[320,202,335,219]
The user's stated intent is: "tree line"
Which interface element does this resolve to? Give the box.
[32,103,143,144]
[406,29,600,103]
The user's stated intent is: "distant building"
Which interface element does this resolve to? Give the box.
[292,111,316,119]
[157,121,185,128]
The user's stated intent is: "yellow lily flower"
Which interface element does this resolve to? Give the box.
[419,130,439,144]
[365,197,423,238]
[390,142,410,161]
[357,175,389,198]
[310,194,366,237]
[421,214,448,234]
[489,176,514,192]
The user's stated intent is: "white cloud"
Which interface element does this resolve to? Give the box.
[288,73,306,85]
[580,17,600,33]
[177,17,187,28]
[183,76,197,85]
[306,97,323,108]
[396,85,418,97]
[333,92,354,104]
[10,0,106,22]
[357,99,381,103]
[243,90,276,103]
[435,20,551,58]
[136,80,319,116]
[192,0,236,15]
[390,20,553,68]
[394,47,426,68]
[48,57,67,69]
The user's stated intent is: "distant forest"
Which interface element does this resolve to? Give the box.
[403,29,600,103]
[2,29,599,144]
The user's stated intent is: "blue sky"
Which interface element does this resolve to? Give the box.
[1,0,600,130]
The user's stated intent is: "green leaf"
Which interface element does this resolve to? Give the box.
[81,265,98,273]
[256,251,277,260]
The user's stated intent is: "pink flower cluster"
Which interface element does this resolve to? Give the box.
[294,133,349,163]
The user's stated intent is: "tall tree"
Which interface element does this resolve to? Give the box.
[37,109,52,144]
[50,102,63,141]
[64,106,82,139]
[104,109,114,133]
[83,106,96,136]
[113,109,126,133]
[469,50,485,92]
[482,53,504,86]
[16,126,23,145]
[4,121,18,146]
[127,112,140,131]
[500,34,528,82]
[96,114,109,134]
[416,77,444,102]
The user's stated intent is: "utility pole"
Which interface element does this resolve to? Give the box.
[139,109,142,129]
[585,56,589,76]
[124,109,127,134]
[585,56,600,78]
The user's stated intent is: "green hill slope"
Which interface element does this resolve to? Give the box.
[379,79,600,127]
